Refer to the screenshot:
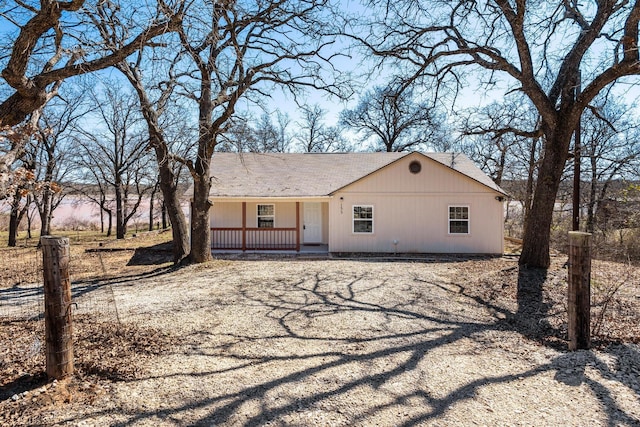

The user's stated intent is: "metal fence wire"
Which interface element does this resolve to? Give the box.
[0,247,121,369]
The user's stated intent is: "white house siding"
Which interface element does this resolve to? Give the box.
[211,201,297,228]
[328,153,504,254]
[210,202,243,228]
[210,200,330,244]
[321,203,329,243]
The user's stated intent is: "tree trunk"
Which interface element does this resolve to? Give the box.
[153,168,189,263]
[190,183,212,263]
[149,194,154,231]
[105,208,113,237]
[154,142,189,263]
[523,136,538,228]
[159,170,190,263]
[162,200,167,229]
[586,156,597,233]
[8,190,24,247]
[164,190,189,262]
[39,186,53,237]
[115,182,125,239]
[26,199,33,239]
[149,181,157,231]
[8,212,19,247]
[190,166,212,263]
[520,130,572,268]
[495,146,506,187]
[100,204,104,234]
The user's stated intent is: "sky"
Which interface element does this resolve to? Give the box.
[1,0,640,147]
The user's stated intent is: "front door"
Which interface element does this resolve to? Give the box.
[303,202,322,243]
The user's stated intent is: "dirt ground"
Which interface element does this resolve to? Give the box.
[1,239,640,426]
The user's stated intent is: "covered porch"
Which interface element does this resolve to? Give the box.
[210,200,329,252]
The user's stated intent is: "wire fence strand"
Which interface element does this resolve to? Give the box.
[1,246,122,368]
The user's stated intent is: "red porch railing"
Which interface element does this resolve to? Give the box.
[211,227,299,250]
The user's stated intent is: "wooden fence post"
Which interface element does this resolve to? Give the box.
[568,231,592,351]
[41,236,74,379]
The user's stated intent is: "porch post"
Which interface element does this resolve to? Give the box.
[296,202,301,252]
[242,202,246,252]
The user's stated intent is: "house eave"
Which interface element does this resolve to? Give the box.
[209,195,332,203]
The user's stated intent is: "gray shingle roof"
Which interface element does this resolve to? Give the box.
[203,152,506,198]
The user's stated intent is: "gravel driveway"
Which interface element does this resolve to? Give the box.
[5,257,640,426]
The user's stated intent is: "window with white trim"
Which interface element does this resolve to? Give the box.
[448,206,469,234]
[353,205,373,233]
[257,204,274,228]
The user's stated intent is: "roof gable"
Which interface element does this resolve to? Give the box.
[330,152,505,195]
[204,152,506,198]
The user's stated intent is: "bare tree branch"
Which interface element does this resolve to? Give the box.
[0,1,183,126]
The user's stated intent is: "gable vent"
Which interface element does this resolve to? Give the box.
[409,160,422,174]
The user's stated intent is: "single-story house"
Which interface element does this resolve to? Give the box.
[194,151,507,254]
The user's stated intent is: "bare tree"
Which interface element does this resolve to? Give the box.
[69,177,114,236]
[28,93,86,237]
[7,182,32,247]
[358,1,640,268]
[0,1,182,192]
[170,0,345,263]
[252,113,279,152]
[115,53,193,263]
[74,86,152,239]
[254,112,292,153]
[455,95,546,237]
[340,84,446,152]
[580,99,640,233]
[457,97,540,187]
[1,120,39,245]
[0,120,39,200]
[217,118,257,152]
[274,112,293,153]
[219,112,292,153]
[0,1,182,127]
[296,104,347,152]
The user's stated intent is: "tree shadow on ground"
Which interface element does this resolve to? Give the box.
[126,242,174,266]
[0,245,177,306]
[514,266,558,344]
[41,262,640,426]
[69,265,177,300]
[0,371,47,402]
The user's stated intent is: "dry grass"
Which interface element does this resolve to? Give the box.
[0,315,175,426]
[445,257,640,347]
[0,229,174,290]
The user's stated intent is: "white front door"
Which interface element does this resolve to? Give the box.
[303,202,322,243]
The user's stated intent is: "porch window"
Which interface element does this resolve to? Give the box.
[449,206,469,234]
[257,204,274,228]
[353,205,373,233]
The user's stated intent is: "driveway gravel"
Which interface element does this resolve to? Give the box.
[2,257,639,426]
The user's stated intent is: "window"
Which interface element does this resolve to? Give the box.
[449,206,469,234]
[257,204,274,228]
[353,205,373,233]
